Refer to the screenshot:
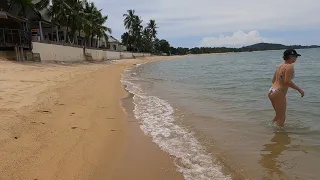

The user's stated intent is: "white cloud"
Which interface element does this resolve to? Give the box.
[92,0,320,45]
[199,30,281,47]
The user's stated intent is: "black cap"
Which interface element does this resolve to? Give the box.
[283,49,301,57]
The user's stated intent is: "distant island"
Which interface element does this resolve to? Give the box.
[169,43,320,55]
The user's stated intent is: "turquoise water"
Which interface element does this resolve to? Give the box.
[122,48,320,180]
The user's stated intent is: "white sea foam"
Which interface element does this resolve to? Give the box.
[121,65,232,180]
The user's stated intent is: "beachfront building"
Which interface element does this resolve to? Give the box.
[0,11,30,49]
[2,0,125,50]
[107,36,127,51]
[0,1,32,60]
[0,1,29,48]
[0,0,145,62]
[27,14,127,51]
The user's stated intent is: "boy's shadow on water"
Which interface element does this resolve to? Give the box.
[259,130,291,180]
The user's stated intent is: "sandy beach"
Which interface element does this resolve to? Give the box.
[0,56,184,180]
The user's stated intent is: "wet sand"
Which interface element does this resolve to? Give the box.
[0,56,184,180]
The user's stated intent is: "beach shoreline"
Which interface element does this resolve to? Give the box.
[0,56,184,180]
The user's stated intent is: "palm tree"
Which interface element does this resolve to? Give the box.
[131,16,143,52]
[142,28,152,52]
[35,0,68,42]
[94,13,112,48]
[84,2,101,47]
[123,9,136,49]
[147,20,158,39]
[67,0,84,44]
[123,9,136,32]
[82,2,112,48]
[36,0,81,42]
[33,0,111,46]
[153,38,160,54]
[147,20,158,53]
[121,32,129,43]
[46,1,69,42]
[8,0,34,18]
[62,0,91,45]
[59,0,83,43]
[83,2,95,46]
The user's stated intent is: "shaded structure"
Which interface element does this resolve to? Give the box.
[0,11,31,49]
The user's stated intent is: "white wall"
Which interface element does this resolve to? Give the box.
[106,51,120,60]
[120,45,127,51]
[86,48,107,61]
[133,53,145,57]
[121,52,133,59]
[120,52,150,59]
[32,42,151,62]
[32,42,85,62]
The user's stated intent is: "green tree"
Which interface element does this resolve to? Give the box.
[82,2,111,47]
[147,19,157,52]
[84,2,98,47]
[153,38,160,54]
[35,0,70,41]
[147,19,157,39]
[68,0,85,44]
[34,0,111,46]
[121,32,134,51]
[8,0,34,18]
[131,15,143,51]
[170,46,177,55]
[157,39,170,55]
[123,9,136,49]
[94,12,112,48]
[142,27,152,52]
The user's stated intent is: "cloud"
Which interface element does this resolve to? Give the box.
[199,30,281,47]
[92,0,320,46]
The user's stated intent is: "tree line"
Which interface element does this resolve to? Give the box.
[121,9,171,54]
[7,0,111,47]
[169,43,320,55]
[6,2,172,53]
[170,47,242,55]
[8,3,316,55]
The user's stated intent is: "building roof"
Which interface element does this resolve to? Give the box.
[6,0,51,24]
[32,0,51,22]
[108,36,120,43]
[0,10,28,22]
[0,1,9,11]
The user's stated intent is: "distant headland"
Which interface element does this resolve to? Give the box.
[169,43,320,55]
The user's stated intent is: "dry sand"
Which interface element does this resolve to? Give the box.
[0,56,184,180]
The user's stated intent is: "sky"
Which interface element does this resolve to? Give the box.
[92,0,320,48]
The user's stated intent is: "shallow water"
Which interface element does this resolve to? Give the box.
[122,48,320,180]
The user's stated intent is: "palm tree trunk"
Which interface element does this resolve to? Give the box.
[97,37,100,48]
[86,36,89,48]
[8,1,13,11]
[22,6,26,18]
[66,26,69,43]
[64,28,67,43]
[90,32,94,47]
[84,36,86,55]
[78,30,81,45]
[51,23,54,41]
[65,17,69,43]
[126,36,129,50]
[56,26,59,42]
[74,32,77,45]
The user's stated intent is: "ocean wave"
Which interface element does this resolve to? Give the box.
[121,67,231,180]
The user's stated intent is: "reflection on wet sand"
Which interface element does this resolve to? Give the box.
[259,131,291,180]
